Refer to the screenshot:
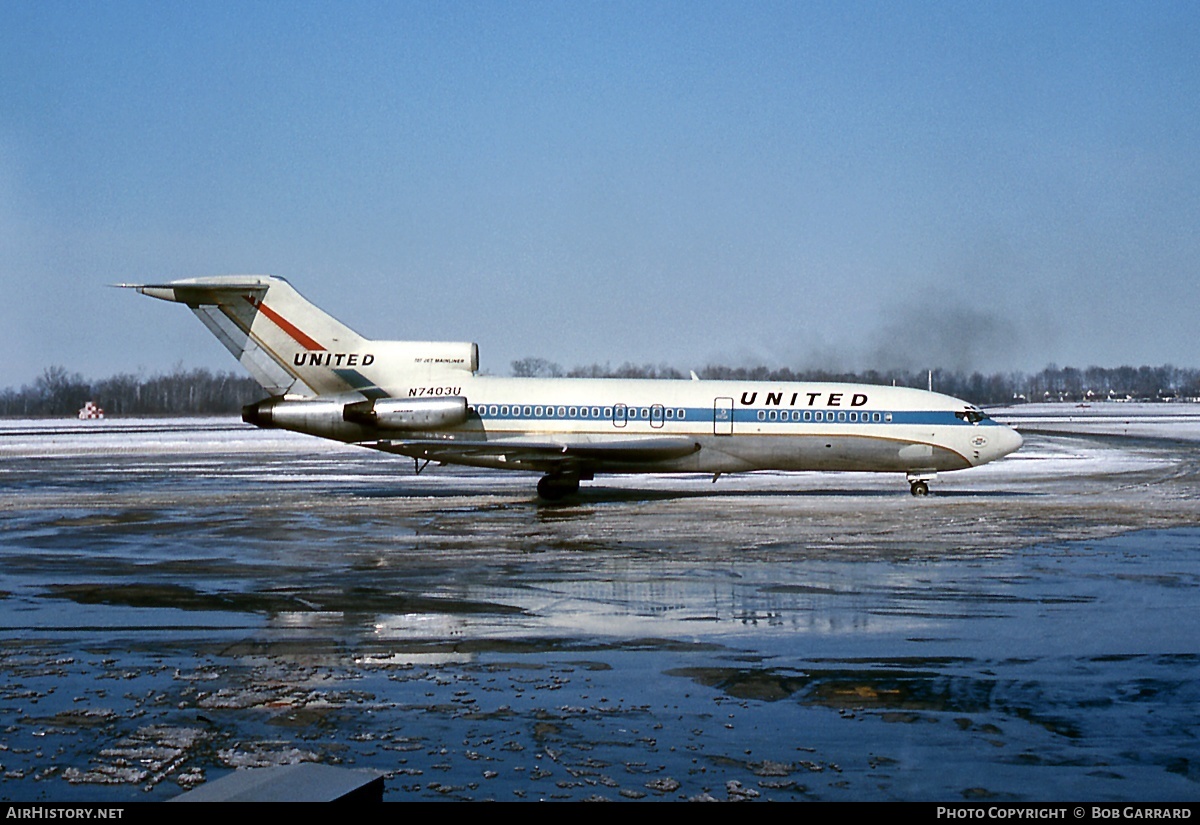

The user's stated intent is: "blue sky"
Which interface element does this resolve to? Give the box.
[2,1,1198,387]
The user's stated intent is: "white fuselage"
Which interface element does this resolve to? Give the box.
[362,374,1022,476]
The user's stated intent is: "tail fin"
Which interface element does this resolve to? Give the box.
[121,275,477,398]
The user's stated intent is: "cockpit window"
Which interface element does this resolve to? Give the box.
[955,409,989,424]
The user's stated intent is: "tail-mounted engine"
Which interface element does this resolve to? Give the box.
[342,397,468,430]
[242,395,469,438]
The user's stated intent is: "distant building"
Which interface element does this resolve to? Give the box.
[78,401,104,420]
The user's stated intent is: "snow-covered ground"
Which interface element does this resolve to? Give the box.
[992,401,1200,442]
[0,416,334,456]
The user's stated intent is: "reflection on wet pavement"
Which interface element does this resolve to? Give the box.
[0,421,1198,800]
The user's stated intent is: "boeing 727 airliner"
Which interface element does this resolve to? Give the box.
[122,275,1022,499]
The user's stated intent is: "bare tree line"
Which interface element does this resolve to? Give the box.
[0,366,263,417]
[2,361,1197,418]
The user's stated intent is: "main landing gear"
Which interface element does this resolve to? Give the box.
[907,472,935,497]
[537,473,582,501]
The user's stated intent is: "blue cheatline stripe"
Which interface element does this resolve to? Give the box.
[464,403,1002,427]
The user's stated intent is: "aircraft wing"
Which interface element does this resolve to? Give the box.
[370,435,702,471]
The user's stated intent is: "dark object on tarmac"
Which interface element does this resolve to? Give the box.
[169,763,383,802]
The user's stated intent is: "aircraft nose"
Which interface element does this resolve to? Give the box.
[996,425,1023,457]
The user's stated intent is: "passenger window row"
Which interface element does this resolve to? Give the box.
[469,405,899,424]
[472,405,688,420]
[756,410,892,423]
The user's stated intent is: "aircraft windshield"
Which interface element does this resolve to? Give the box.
[955,409,989,424]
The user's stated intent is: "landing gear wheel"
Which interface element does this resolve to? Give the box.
[910,480,929,497]
[537,474,580,501]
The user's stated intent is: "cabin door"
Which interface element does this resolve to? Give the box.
[713,397,734,436]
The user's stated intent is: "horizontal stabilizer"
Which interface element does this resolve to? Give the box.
[115,276,278,304]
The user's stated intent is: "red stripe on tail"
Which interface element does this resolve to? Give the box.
[244,295,326,351]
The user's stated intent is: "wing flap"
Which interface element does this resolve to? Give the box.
[371,436,702,468]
